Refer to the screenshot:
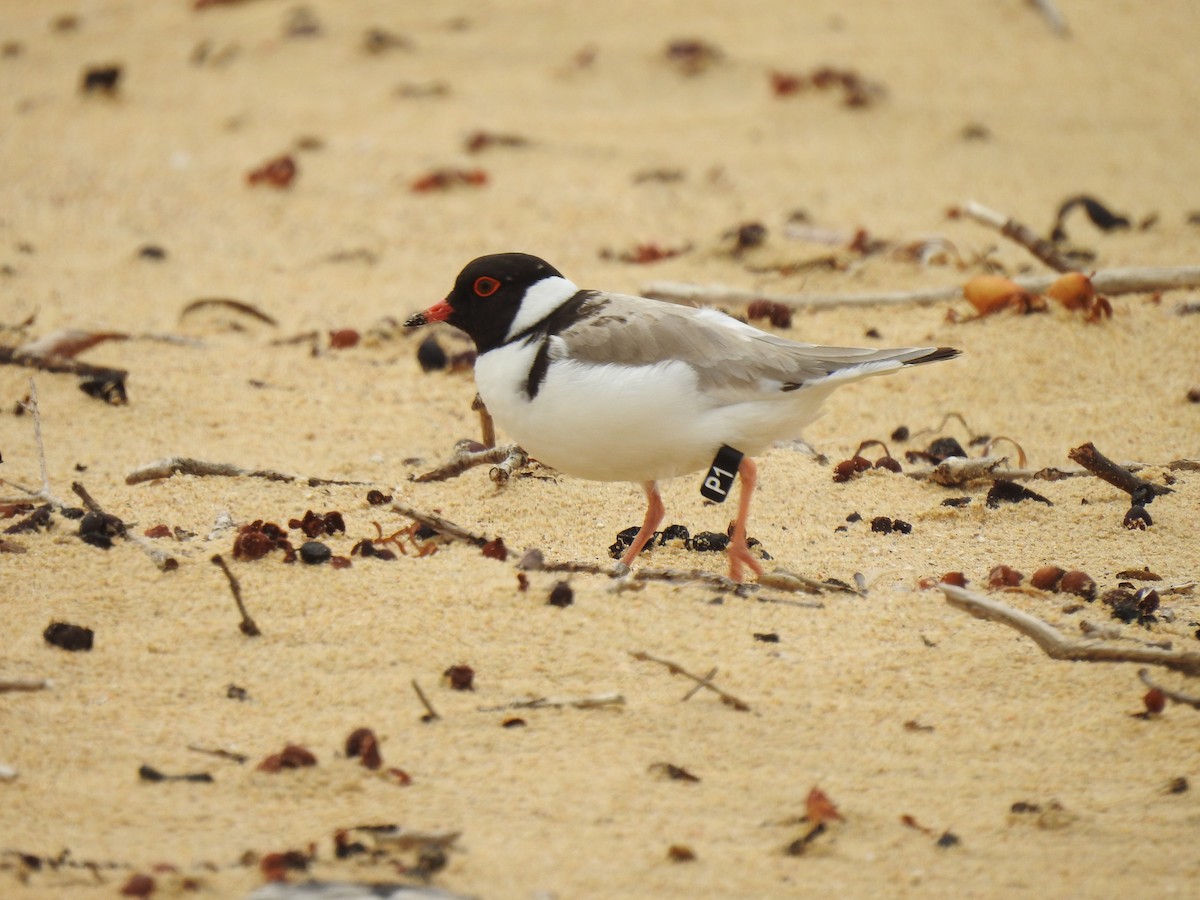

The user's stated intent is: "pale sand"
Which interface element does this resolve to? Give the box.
[2,1,1200,897]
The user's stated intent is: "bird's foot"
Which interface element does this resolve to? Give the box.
[411,441,526,484]
[727,541,765,584]
[488,445,529,485]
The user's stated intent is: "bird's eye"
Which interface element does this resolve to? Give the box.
[474,276,501,297]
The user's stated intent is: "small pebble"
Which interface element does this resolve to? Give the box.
[298,541,332,564]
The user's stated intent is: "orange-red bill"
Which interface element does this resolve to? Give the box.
[404,299,452,327]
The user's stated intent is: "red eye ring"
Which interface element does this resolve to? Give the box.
[474,276,501,297]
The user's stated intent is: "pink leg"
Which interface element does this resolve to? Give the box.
[618,481,665,570]
[727,458,765,583]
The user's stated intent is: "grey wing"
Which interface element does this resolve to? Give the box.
[554,293,951,393]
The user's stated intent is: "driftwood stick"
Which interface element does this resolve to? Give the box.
[642,280,960,309]
[960,200,1077,272]
[70,481,104,514]
[0,678,52,693]
[4,378,71,509]
[629,651,752,711]
[940,584,1200,676]
[187,743,250,764]
[411,679,440,721]
[391,504,492,547]
[908,458,1199,485]
[0,346,128,383]
[71,480,178,571]
[127,457,263,484]
[680,667,719,702]
[476,693,625,712]
[1067,442,1172,501]
[642,266,1200,310]
[125,455,368,487]
[28,379,53,502]
[211,554,260,636]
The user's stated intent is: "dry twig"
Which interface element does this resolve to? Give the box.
[71,481,178,571]
[126,456,367,487]
[1067,442,1172,500]
[186,743,250,764]
[960,200,1077,271]
[2,378,68,507]
[211,554,260,636]
[629,651,752,711]
[908,457,1199,486]
[0,678,51,693]
[680,666,719,702]
[411,679,440,721]
[0,346,128,385]
[476,693,625,712]
[391,505,493,547]
[923,455,1009,486]
[642,266,1200,310]
[940,584,1200,676]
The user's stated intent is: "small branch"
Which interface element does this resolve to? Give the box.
[908,458,1198,485]
[1138,669,1200,710]
[28,379,52,502]
[923,455,1008,486]
[391,505,492,547]
[186,743,250,764]
[1067,442,1172,501]
[72,481,177,571]
[642,280,961,310]
[960,200,1078,272]
[680,667,718,702]
[125,455,369,487]
[70,481,103,514]
[138,764,213,784]
[758,568,861,596]
[211,554,260,636]
[127,457,267,484]
[755,594,827,610]
[641,266,1200,310]
[0,678,52,693]
[476,693,625,713]
[629,651,752,711]
[10,378,68,509]
[411,679,440,721]
[940,584,1200,676]
[0,347,128,384]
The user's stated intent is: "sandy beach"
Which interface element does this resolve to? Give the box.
[2,1,1199,897]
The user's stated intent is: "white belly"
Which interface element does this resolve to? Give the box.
[474,342,827,483]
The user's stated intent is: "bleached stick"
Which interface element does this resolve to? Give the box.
[642,265,1200,310]
[960,200,1077,271]
[940,583,1200,676]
